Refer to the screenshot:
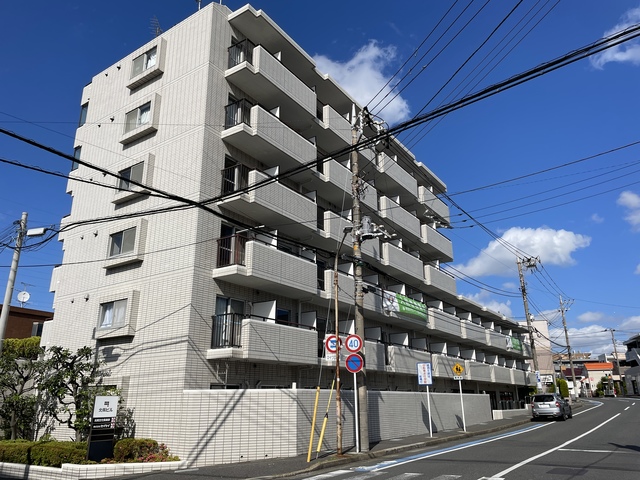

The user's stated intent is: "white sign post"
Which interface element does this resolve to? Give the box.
[345,335,363,452]
[453,363,466,432]
[417,362,433,437]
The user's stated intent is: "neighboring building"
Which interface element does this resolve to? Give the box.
[623,333,640,395]
[0,304,53,339]
[42,3,535,465]
[520,319,554,388]
[582,362,615,396]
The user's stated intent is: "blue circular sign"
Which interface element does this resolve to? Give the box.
[345,353,364,373]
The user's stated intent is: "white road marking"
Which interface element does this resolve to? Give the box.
[302,470,353,479]
[559,448,635,454]
[625,406,630,411]
[490,413,621,478]
[354,424,548,472]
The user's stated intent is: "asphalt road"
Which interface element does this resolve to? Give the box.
[288,397,640,480]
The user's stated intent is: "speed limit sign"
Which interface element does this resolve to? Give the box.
[345,334,363,353]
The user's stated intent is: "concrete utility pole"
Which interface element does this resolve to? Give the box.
[609,328,621,395]
[333,227,352,455]
[0,212,28,355]
[351,107,369,452]
[559,296,577,403]
[517,257,539,381]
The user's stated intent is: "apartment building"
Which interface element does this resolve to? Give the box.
[42,3,535,465]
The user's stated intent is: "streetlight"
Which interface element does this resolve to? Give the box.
[334,225,352,455]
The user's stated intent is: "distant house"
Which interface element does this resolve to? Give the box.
[582,362,615,396]
[0,304,53,339]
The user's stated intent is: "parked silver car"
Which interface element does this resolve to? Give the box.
[531,393,572,421]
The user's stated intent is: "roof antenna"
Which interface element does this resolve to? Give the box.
[150,15,163,37]
[195,0,201,10]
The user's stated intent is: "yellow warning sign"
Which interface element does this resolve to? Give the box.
[453,363,464,376]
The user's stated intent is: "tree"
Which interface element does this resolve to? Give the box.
[42,346,109,441]
[557,378,569,398]
[0,337,46,440]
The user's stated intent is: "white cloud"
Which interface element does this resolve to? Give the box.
[313,40,410,125]
[635,264,640,274]
[590,7,640,69]
[577,311,605,323]
[617,190,640,230]
[454,227,591,277]
[590,213,604,223]
[463,291,513,318]
[549,324,612,355]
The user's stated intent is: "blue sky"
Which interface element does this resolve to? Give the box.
[2,1,640,356]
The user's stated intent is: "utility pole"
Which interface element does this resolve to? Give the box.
[351,106,369,453]
[333,227,352,455]
[559,296,577,403]
[517,257,539,389]
[0,212,28,355]
[609,328,621,395]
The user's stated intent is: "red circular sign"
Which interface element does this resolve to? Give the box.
[345,353,364,373]
[325,335,338,353]
[345,334,363,353]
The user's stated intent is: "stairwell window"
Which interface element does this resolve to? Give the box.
[125,102,151,133]
[99,299,128,329]
[132,47,157,78]
[72,146,81,171]
[109,227,136,257]
[78,102,88,127]
[118,161,144,191]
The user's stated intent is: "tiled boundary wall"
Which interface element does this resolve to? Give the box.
[178,389,492,466]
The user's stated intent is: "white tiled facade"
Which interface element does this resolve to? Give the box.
[42,3,536,466]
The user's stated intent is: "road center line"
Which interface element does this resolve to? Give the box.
[491,413,621,478]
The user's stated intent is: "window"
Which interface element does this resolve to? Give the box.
[72,146,81,171]
[125,103,151,133]
[99,299,128,329]
[109,227,136,257]
[118,162,144,191]
[132,47,157,78]
[78,103,88,127]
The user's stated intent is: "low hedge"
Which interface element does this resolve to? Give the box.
[112,438,179,463]
[0,438,178,467]
[0,440,89,467]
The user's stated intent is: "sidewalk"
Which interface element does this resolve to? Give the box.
[190,413,537,479]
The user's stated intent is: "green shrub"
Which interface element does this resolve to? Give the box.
[0,440,31,464]
[557,378,569,398]
[112,438,179,463]
[29,442,88,467]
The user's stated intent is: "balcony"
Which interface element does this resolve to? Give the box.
[317,104,352,151]
[212,238,318,299]
[208,316,318,365]
[423,265,457,295]
[222,102,316,172]
[378,196,421,240]
[461,321,487,345]
[468,361,492,383]
[417,186,450,222]
[321,269,385,319]
[218,169,317,238]
[380,242,424,284]
[493,365,514,384]
[226,44,316,130]
[375,153,418,200]
[486,330,510,353]
[420,224,453,262]
[427,308,462,339]
[387,345,431,375]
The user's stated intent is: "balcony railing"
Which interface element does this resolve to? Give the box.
[225,99,253,129]
[221,164,250,194]
[217,234,247,267]
[211,313,243,348]
[228,39,256,68]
